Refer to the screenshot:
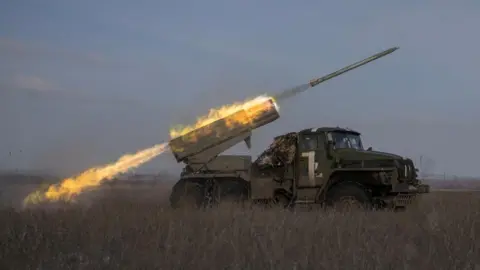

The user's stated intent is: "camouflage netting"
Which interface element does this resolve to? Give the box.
[254,132,298,168]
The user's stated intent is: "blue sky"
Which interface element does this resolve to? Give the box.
[1,0,479,177]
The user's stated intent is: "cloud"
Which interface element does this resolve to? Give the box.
[11,75,57,92]
[0,37,108,67]
[0,38,28,53]
[2,73,168,111]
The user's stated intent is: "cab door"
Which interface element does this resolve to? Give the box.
[297,134,322,187]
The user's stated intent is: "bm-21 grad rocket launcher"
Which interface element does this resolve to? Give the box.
[168,46,428,210]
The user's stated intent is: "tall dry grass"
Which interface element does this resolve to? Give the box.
[0,190,479,270]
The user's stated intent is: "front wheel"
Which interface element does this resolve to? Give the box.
[325,182,373,212]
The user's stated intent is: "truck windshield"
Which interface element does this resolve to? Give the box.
[331,132,363,150]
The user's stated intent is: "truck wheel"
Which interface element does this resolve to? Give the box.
[170,179,206,209]
[325,182,372,211]
[274,192,292,208]
[214,178,249,207]
[261,192,291,209]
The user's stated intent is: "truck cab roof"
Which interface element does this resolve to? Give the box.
[273,127,361,140]
[299,127,361,136]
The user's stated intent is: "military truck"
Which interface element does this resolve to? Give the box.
[167,47,430,210]
[169,124,429,210]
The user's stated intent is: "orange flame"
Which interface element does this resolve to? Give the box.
[169,95,278,140]
[23,142,169,205]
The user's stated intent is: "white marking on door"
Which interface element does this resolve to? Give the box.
[302,151,318,186]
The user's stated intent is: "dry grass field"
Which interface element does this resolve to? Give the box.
[0,177,479,270]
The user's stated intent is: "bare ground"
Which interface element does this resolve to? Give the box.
[0,179,479,270]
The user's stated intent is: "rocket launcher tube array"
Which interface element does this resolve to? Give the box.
[168,98,280,163]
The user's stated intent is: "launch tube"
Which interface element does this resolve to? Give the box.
[169,98,279,163]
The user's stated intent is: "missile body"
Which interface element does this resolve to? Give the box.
[273,47,398,101]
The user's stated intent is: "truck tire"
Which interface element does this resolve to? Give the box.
[258,191,292,210]
[169,179,206,209]
[273,191,292,208]
[213,178,249,206]
[325,182,372,211]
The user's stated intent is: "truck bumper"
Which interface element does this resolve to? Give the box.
[391,183,430,194]
[379,183,430,208]
[416,184,430,193]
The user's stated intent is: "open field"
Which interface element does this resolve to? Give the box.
[0,175,479,270]
[424,178,480,191]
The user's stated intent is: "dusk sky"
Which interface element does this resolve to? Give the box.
[1,0,479,177]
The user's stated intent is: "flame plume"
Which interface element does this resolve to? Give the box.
[24,143,169,205]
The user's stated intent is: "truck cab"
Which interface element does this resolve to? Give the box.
[251,127,429,209]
